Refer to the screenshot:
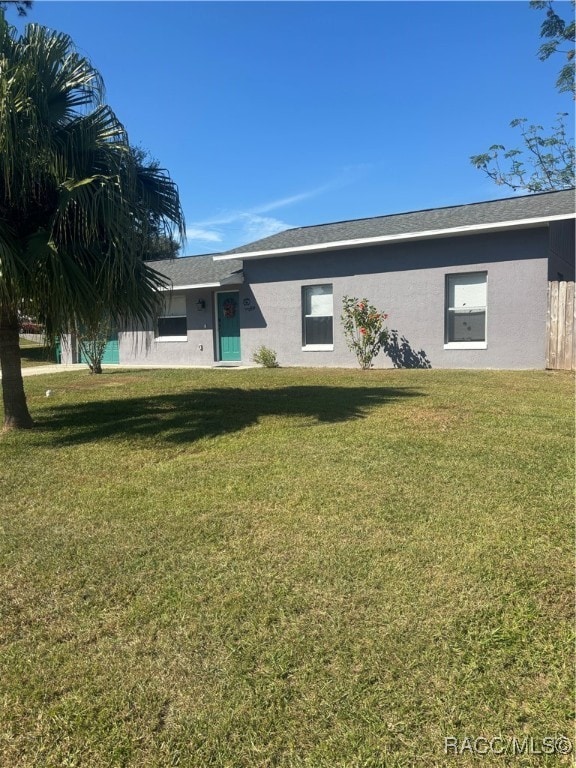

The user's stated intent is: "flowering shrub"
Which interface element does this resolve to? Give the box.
[341,296,389,369]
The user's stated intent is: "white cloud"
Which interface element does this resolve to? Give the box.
[191,211,241,227]
[184,167,371,253]
[185,210,292,249]
[185,227,223,243]
[183,214,290,255]
[188,180,339,231]
[250,184,335,215]
[240,214,290,241]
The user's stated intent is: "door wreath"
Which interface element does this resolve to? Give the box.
[223,298,236,318]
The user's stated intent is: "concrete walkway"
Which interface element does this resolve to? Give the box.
[3,363,252,378]
[19,364,85,377]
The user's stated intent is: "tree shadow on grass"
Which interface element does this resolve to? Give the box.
[19,343,53,367]
[38,384,424,446]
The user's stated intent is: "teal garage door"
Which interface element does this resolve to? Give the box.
[78,332,119,365]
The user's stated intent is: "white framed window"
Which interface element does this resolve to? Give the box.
[445,272,487,349]
[302,284,333,350]
[156,294,187,341]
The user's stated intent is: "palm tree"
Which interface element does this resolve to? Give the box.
[0,13,184,429]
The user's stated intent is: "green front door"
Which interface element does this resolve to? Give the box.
[217,292,241,362]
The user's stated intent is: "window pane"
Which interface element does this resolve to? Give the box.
[305,316,333,345]
[305,285,333,316]
[448,310,485,342]
[448,273,486,309]
[164,295,187,317]
[158,316,187,337]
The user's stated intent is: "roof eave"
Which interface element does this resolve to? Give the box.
[214,213,575,261]
[158,272,244,291]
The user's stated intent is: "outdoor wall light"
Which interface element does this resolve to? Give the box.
[196,299,206,311]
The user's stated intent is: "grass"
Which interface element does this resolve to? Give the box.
[0,367,574,767]
[18,337,54,367]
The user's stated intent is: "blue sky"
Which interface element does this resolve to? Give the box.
[11,1,575,255]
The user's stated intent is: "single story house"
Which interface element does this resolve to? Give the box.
[60,189,575,369]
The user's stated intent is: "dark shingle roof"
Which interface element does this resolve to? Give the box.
[221,189,575,256]
[146,253,243,288]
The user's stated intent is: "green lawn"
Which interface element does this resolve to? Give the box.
[18,337,54,367]
[0,368,573,767]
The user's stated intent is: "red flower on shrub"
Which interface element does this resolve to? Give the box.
[359,327,366,335]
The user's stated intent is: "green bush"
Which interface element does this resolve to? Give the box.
[252,346,280,368]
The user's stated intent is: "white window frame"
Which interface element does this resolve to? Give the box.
[444,272,487,350]
[302,284,334,351]
[155,294,188,342]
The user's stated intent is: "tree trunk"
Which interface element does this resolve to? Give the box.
[0,306,34,430]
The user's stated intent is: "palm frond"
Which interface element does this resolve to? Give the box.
[0,10,184,335]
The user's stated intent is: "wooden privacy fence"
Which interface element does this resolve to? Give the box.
[546,281,575,371]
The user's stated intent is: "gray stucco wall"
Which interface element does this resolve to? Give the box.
[119,288,223,366]
[240,227,550,370]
